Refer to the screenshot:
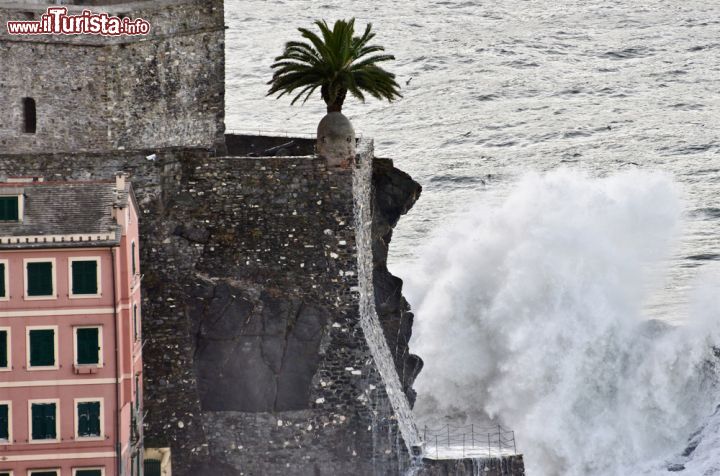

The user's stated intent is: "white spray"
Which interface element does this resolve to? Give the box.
[404,169,720,475]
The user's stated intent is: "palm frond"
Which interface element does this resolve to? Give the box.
[268,18,402,110]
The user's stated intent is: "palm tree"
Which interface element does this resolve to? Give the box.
[267,18,402,113]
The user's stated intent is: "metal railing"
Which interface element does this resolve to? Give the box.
[225,129,316,139]
[225,128,364,139]
[422,423,517,459]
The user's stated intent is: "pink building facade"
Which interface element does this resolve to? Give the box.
[0,175,143,476]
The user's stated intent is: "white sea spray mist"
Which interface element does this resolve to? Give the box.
[404,169,720,475]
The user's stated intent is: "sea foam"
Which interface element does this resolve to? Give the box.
[404,169,720,475]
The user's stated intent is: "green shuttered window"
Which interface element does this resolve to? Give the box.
[72,260,98,295]
[75,470,102,476]
[76,327,100,365]
[0,196,18,221]
[31,402,56,440]
[0,330,7,369]
[77,401,101,437]
[29,329,55,367]
[0,262,5,297]
[30,472,58,476]
[0,403,8,440]
[27,261,53,297]
[133,305,138,341]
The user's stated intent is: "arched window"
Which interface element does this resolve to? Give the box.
[23,97,36,134]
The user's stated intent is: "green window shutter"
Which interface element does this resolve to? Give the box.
[77,401,101,437]
[0,330,7,368]
[75,470,102,476]
[145,459,162,476]
[133,305,138,340]
[0,404,8,440]
[27,261,53,296]
[29,329,55,367]
[135,374,141,410]
[29,472,59,476]
[76,327,100,365]
[0,262,5,297]
[131,241,137,275]
[31,402,56,440]
[0,196,19,221]
[72,260,98,295]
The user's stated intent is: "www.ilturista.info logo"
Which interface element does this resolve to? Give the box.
[7,7,151,36]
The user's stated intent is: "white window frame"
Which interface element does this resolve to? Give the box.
[0,193,23,223]
[1,470,14,476]
[23,258,56,301]
[72,469,105,476]
[73,325,103,368]
[74,397,104,441]
[27,399,60,444]
[0,258,8,301]
[26,325,58,371]
[0,326,10,371]
[68,257,102,299]
[0,400,12,444]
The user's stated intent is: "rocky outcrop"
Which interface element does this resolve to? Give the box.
[372,157,424,406]
[190,281,330,412]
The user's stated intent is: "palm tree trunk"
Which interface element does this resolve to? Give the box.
[323,86,347,113]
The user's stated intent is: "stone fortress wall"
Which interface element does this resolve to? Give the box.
[0,137,426,475]
[0,0,225,153]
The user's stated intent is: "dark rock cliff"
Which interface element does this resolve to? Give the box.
[372,158,424,407]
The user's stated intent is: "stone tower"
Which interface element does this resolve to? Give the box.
[0,0,226,154]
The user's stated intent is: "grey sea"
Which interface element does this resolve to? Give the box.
[225,0,720,323]
[225,2,720,474]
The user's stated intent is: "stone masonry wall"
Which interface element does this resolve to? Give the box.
[0,142,420,475]
[0,0,225,153]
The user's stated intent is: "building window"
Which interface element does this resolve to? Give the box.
[75,399,102,439]
[0,197,19,222]
[0,470,12,476]
[0,402,10,443]
[27,327,57,369]
[29,400,58,442]
[70,258,100,297]
[0,260,8,299]
[25,260,55,298]
[135,374,141,411]
[133,304,138,341]
[23,97,36,134]
[75,327,101,366]
[0,328,10,370]
[29,472,59,476]
[73,469,104,476]
[131,241,137,276]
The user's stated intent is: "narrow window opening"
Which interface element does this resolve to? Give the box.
[23,97,37,134]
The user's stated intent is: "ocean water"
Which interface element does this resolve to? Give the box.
[225,1,720,474]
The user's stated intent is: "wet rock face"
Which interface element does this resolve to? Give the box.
[372,157,424,406]
[191,281,329,412]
